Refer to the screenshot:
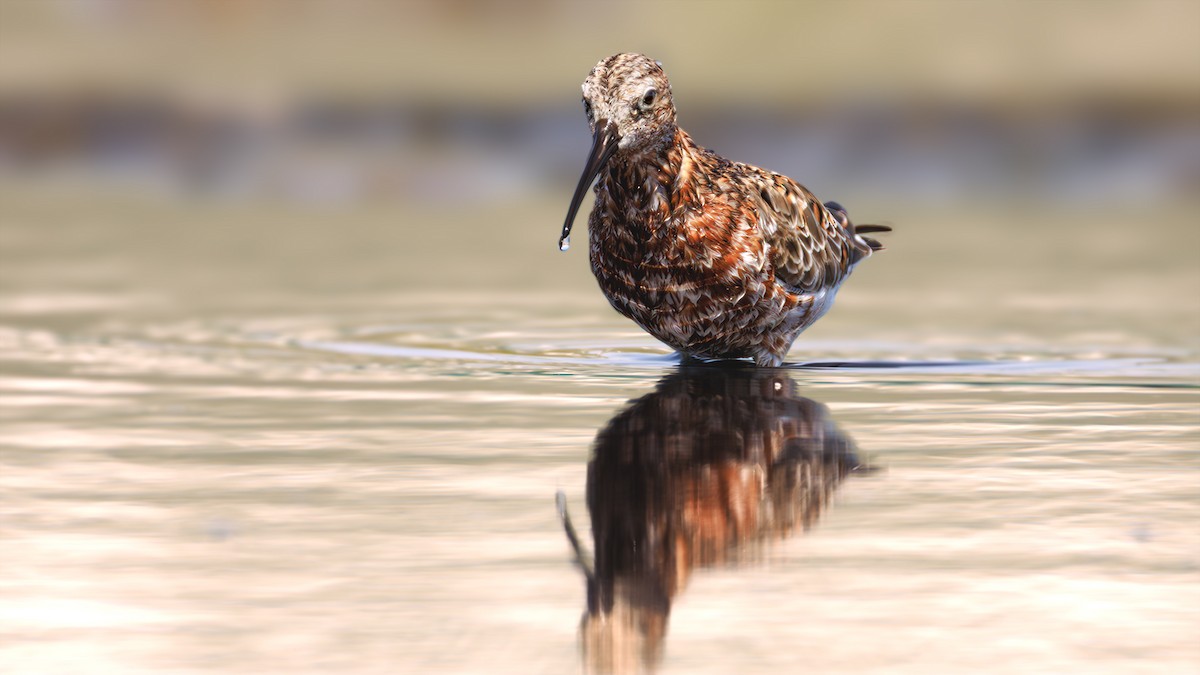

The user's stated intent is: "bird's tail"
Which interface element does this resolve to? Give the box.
[824,200,891,251]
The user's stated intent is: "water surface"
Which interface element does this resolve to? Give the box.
[1,191,1198,673]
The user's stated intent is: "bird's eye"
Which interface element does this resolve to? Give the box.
[640,88,657,109]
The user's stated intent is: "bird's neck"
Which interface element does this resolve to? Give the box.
[596,127,701,230]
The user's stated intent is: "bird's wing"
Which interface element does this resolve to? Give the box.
[742,169,871,295]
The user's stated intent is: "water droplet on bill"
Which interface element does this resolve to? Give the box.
[559,236,571,252]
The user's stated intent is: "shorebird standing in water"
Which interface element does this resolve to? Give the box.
[559,53,889,366]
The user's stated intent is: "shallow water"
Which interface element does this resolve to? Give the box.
[1,190,1198,673]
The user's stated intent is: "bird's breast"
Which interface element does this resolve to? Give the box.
[588,207,782,331]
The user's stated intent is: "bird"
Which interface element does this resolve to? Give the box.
[558,53,889,367]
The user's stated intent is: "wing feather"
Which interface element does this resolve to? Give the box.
[740,169,868,295]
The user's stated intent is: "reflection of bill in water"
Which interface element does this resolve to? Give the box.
[559,365,873,673]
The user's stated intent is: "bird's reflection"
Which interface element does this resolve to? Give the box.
[560,365,869,673]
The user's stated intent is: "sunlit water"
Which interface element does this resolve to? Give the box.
[1,192,1198,673]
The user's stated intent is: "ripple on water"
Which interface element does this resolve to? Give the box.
[1,309,1197,674]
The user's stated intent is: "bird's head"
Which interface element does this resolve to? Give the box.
[559,53,676,251]
[582,53,677,154]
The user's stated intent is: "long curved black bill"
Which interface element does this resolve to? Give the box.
[558,122,619,251]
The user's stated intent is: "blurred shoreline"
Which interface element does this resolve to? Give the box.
[1,92,1196,208]
[2,0,1198,208]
